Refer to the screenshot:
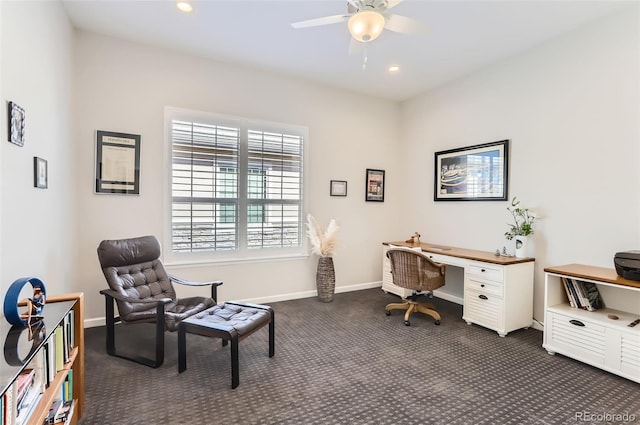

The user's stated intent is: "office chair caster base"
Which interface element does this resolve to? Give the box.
[385,310,391,316]
[404,320,410,326]
[435,320,440,325]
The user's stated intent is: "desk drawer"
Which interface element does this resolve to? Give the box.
[466,276,503,297]
[463,289,504,330]
[467,263,504,283]
[546,311,605,365]
[423,252,447,265]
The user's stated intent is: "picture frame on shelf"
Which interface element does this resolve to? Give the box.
[7,101,25,146]
[330,180,347,197]
[95,130,141,195]
[34,157,48,189]
[365,169,385,202]
[434,139,509,201]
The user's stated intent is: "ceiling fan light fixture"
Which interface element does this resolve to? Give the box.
[176,2,193,13]
[348,11,385,42]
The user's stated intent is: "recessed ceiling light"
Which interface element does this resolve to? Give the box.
[176,2,193,13]
[389,65,400,72]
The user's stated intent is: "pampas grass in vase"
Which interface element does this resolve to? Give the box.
[306,214,339,302]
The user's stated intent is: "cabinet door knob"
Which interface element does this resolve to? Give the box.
[569,319,585,327]
[481,284,485,287]
[481,269,486,272]
[479,294,488,300]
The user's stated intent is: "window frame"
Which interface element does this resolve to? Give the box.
[164,106,309,265]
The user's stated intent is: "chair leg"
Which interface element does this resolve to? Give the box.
[154,306,165,367]
[385,301,410,313]
[416,303,441,323]
[230,332,239,389]
[178,324,187,373]
[105,294,117,356]
[268,309,275,358]
[403,303,417,325]
[102,294,166,368]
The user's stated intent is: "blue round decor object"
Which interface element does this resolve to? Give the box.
[3,277,46,326]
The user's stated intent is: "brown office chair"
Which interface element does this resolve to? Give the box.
[385,247,446,326]
[97,235,222,368]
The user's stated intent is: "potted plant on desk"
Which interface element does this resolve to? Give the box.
[504,197,535,258]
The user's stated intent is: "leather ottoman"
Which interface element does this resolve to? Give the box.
[178,301,274,388]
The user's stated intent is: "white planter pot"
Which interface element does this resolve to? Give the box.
[515,235,528,258]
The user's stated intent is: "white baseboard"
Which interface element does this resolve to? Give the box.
[531,320,544,332]
[433,290,464,305]
[83,283,546,334]
[84,281,384,328]
[84,317,106,328]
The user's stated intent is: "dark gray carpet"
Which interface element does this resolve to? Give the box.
[79,289,640,425]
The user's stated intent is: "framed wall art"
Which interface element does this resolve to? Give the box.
[365,169,385,202]
[95,130,141,195]
[7,101,25,146]
[434,139,509,201]
[330,180,347,197]
[33,157,48,189]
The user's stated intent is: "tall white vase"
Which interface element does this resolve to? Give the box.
[515,235,528,258]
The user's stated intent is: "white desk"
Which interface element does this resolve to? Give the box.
[382,241,535,337]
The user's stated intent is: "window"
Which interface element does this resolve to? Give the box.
[166,108,307,261]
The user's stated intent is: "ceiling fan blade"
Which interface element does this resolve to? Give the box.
[384,14,426,35]
[347,0,362,10]
[291,14,349,29]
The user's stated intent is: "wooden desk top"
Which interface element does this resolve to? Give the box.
[383,241,535,266]
[544,263,640,289]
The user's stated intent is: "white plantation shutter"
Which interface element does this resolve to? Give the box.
[168,109,306,258]
[247,129,303,249]
[171,120,240,252]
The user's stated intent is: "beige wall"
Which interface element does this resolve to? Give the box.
[400,6,640,322]
[0,1,76,298]
[72,32,403,323]
[1,2,639,328]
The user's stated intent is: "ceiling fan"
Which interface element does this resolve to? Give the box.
[290,0,425,44]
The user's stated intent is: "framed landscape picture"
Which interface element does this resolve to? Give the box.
[434,140,509,201]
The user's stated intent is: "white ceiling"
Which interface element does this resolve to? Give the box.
[61,0,628,102]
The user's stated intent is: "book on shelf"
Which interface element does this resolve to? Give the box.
[564,278,582,308]
[578,280,603,311]
[561,277,603,311]
[560,277,576,308]
[54,327,64,373]
[43,399,62,425]
[63,371,72,403]
[15,370,35,409]
[64,311,74,350]
[53,400,72,424]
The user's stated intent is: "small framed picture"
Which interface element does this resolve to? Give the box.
[34,157,48,189]
[7,101,25,147]
[330,180,347,197]
[365,169,385,202]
